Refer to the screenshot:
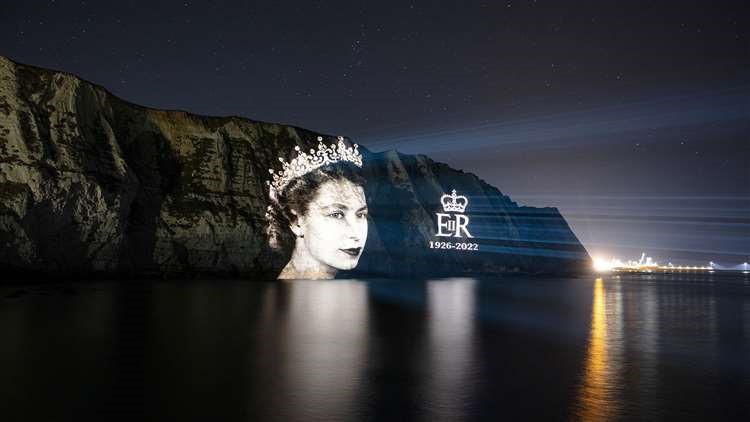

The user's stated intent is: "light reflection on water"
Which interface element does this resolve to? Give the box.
[0,275,748,421]
[636,279,659,419]
[575,278,622,421]
[425,278,476,421]
[574,275,735,421]
[270,281,369,421]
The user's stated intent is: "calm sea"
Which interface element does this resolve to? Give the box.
[1,274,748,421]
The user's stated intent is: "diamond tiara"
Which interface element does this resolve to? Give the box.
[267,136,363,196]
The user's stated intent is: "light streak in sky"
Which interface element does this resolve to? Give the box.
[359,87,749,154]
[358,87,749,265]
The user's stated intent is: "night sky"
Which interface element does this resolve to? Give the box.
[2,0,748,265]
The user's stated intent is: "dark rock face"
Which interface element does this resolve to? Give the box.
[353,151,590,278]
[0,56,590,280]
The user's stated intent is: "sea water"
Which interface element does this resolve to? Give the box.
[1,274,748,421]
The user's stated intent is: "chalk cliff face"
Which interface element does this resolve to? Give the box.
[0,56,589,280]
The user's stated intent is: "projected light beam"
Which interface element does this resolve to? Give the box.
[360,88,749,155]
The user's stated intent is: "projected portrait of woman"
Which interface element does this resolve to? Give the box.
[265,136,368,280]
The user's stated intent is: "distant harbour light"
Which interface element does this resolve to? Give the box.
[592,257,615,272]
[591,253,744,274]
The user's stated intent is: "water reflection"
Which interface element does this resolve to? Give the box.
[0,285,117,420]
[654,279,720,417]
[575,278,623,421]
[426,278,477,421]
[635,280,659,419]
[1,275,747,421]
[263,281,369,420]
[574,276,732,420]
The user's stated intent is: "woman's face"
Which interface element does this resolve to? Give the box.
[295,178,368,271]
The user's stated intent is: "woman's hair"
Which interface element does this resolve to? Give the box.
[265,160,365,255]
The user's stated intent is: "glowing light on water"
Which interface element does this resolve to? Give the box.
[575,278,624,421]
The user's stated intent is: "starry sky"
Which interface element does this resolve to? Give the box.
[2,0,748,265]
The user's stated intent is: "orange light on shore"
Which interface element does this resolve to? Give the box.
[591,253,728,274]
[592,257,614,273]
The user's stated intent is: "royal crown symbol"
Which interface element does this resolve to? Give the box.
[441,189,468,213]
[267,136,363,196]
